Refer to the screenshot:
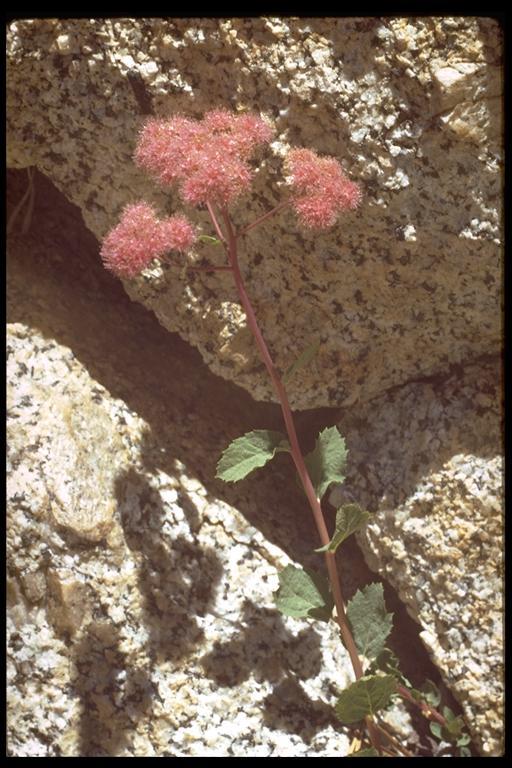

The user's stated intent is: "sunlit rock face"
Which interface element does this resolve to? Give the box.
[7,17,502,409]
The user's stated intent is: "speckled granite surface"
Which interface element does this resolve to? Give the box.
[7,163,502,755]
[6,17,503,408]
[332,360,503,755]
[8,173,429,757]
[7,279,359,759]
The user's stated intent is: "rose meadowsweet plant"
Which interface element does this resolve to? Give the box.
[101,109,471,757]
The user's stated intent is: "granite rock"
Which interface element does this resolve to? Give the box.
[7,313,358,758]
[46,568,93,636]
[331,358,504,755]
[6,17,503,408]
[8,164,501,756]
[10,191,423,757]
[7,316,127,543]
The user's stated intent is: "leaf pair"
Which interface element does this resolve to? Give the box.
[274,569,397,724]
[215,425,348,501]
[216,420,352,516]
[336,584,396,724]
[408,676,470,751]
[335,583,397,724]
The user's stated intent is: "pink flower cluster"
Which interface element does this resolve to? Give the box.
[285,148,362,229]
[134,109,274,207]
[100,202,196,278]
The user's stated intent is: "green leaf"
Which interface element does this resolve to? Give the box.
[441,706,464,738]
[346,584,393,663]
[367,647,410,688]
[335,674,397,724]
[283,340,320,383]
[444,715,464,738]
[274,565,334,622]
[304,426,348,501]
[198,234,222,246]
[216,430,290,483]
[459,746,472,757]
[429,706,466,745]
[420,679,441,708]
[315,504,370,553]
[349,747,379,757]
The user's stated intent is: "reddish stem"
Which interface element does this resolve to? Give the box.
[206,200,227,244]
[238,199,291,236]
[218,207,386,750]
[397,684,447,726]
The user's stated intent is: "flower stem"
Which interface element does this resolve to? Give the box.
[220,207,384,752]
[206,200,227,244]
[239,199,291,236]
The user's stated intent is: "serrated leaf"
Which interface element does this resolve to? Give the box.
[456,733,471,747]
[346,584,393,663]
[335,674,397,724]
[283,340,320,383]
[315,504,370,553]
[274,565,334,622]
[216,430,290,483]
[349,747,379,757]
[304,426,348,501]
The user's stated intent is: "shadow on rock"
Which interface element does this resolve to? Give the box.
[75,622,140,756]
[116,467,223,663]
[262,676,340,743]
[199,598,339,742]
[200,598,323,688]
